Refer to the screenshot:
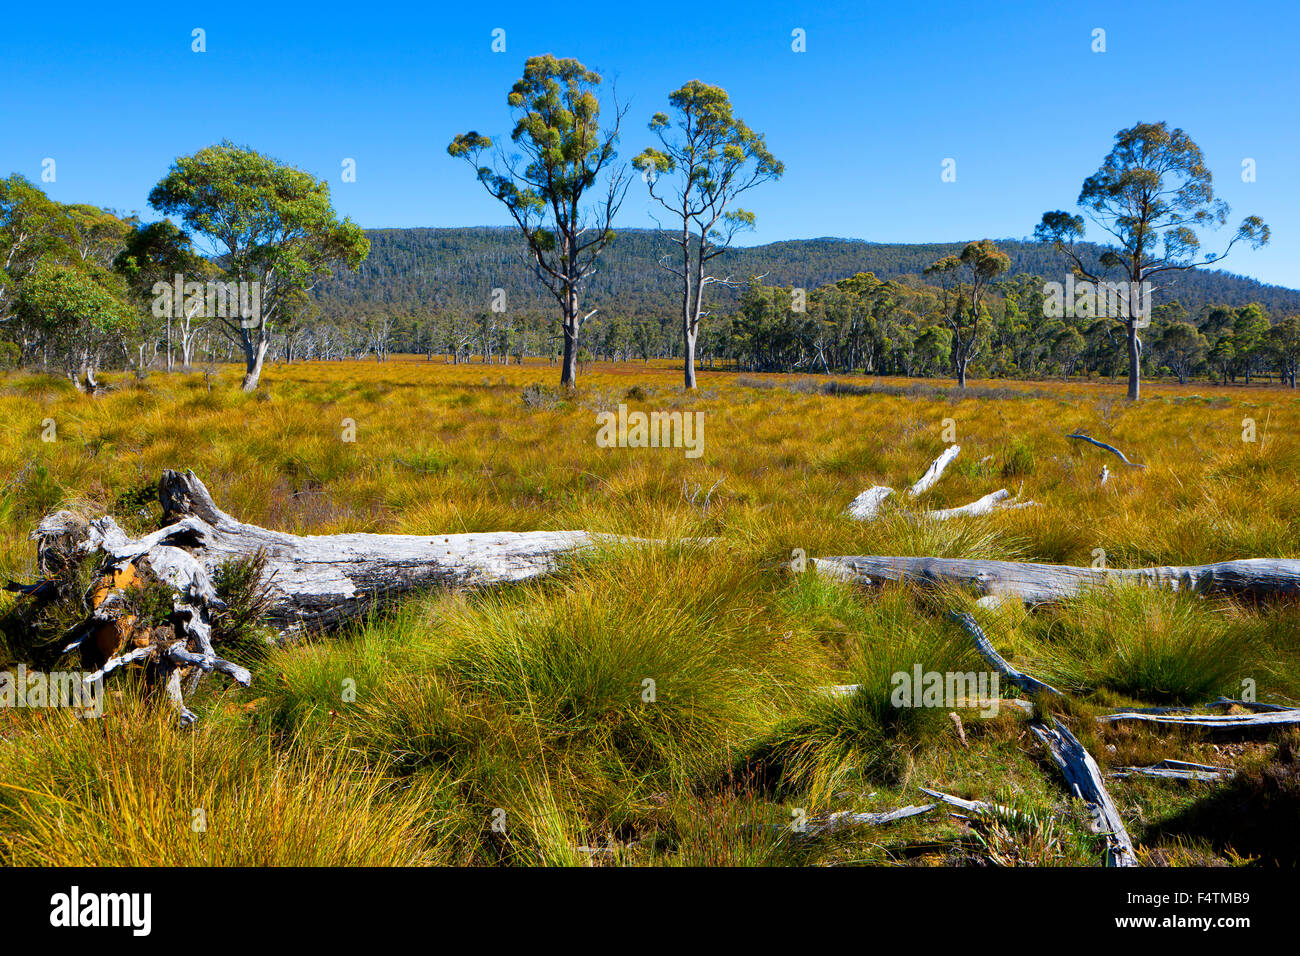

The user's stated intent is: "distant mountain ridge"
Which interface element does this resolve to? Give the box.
[312,226,1300,318]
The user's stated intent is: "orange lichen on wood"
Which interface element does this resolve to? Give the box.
[89,562,139,661]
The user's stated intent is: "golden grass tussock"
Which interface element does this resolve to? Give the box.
[1,358,1297,866]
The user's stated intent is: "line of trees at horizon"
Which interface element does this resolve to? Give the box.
[1,57,1288,395]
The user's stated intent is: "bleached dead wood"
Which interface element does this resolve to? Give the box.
[25,469,692,722]
[908,445,960,497]
[845,486,894,520]
[947,610,1063,698]
[846,445,1037,522]
[924,489,1039,521]
[917,787,1029,824]
[814,555,1300,604]
[815,683,1034,714]
[1109,760,1231,782]
[1103,697,1295,717]
[1098,709,1300,730]
[1067,433,1146,468]
[110,469,655,633]
[1031,718,1139,867]
[1210,696,1295,713]
[795,804,938,837]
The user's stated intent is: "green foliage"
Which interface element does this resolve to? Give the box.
[1000,439,1036,478]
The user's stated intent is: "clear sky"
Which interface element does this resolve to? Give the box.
[4,0,1297,287]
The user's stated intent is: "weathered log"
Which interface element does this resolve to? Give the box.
[917,787,1029,824]
[1067,433,1146,468]
[1098,709,1300,730]
[845,486,894,520]
[1109,760,1231,782]
[25,468,691,723]
[923,489,1039,521]
[796,804,939,837]
[947,610,1063,698]
[814,555,1300,604]
[908,445,960,497]
[815,683,1035,714]
[1030,718,1139,867]
[88,469,648,634]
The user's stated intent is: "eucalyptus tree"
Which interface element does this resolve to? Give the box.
[114,220,215,369]
[0,175,66,335]
[1035,122,1269,400]
[632,81,783,388]
[449,55,630,387]
[16,263,133,389]
[148,142,370,392]
[1156,321,1206,385]
[1269,316,1300,388]
[924,239,1009,387]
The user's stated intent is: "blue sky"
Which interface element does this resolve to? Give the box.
[4,0,1297,287]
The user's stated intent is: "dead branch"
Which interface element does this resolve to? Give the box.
[947,610,1063,698]
[1031,718,1139,867]
[1067,433,1146,468]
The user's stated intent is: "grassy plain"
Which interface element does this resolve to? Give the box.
[1,357,1298,865]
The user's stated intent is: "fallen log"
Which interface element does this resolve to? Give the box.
[1098,709,1300,730]
[908,445,960,497]
[1109,760,1231,783]
[106,469,652,634]
[814,555,1300,604]
[795,804,938,837]
[815,683,1035,714]
[1030,718,1139,867]
[22,469,687,722]
[845,486,894,521]
[845,445,1038,523]
[1067,433,1146,468]
[923,489,1039,521]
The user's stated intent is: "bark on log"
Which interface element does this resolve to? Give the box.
[814,555,1300,604]
[25,469,690,723]
[146,468,646,634]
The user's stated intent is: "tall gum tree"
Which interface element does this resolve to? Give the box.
[925,239,1009,387]
[148,142,369,392]
[449,55,629,388]
[1036,122,1269,401]
[632,80,783,389]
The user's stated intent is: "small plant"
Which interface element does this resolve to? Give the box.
[211,550,276,652]
[521,382,562,409]
[1000,439,1036,478]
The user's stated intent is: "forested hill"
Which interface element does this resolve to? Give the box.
[311,226,1300,318]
